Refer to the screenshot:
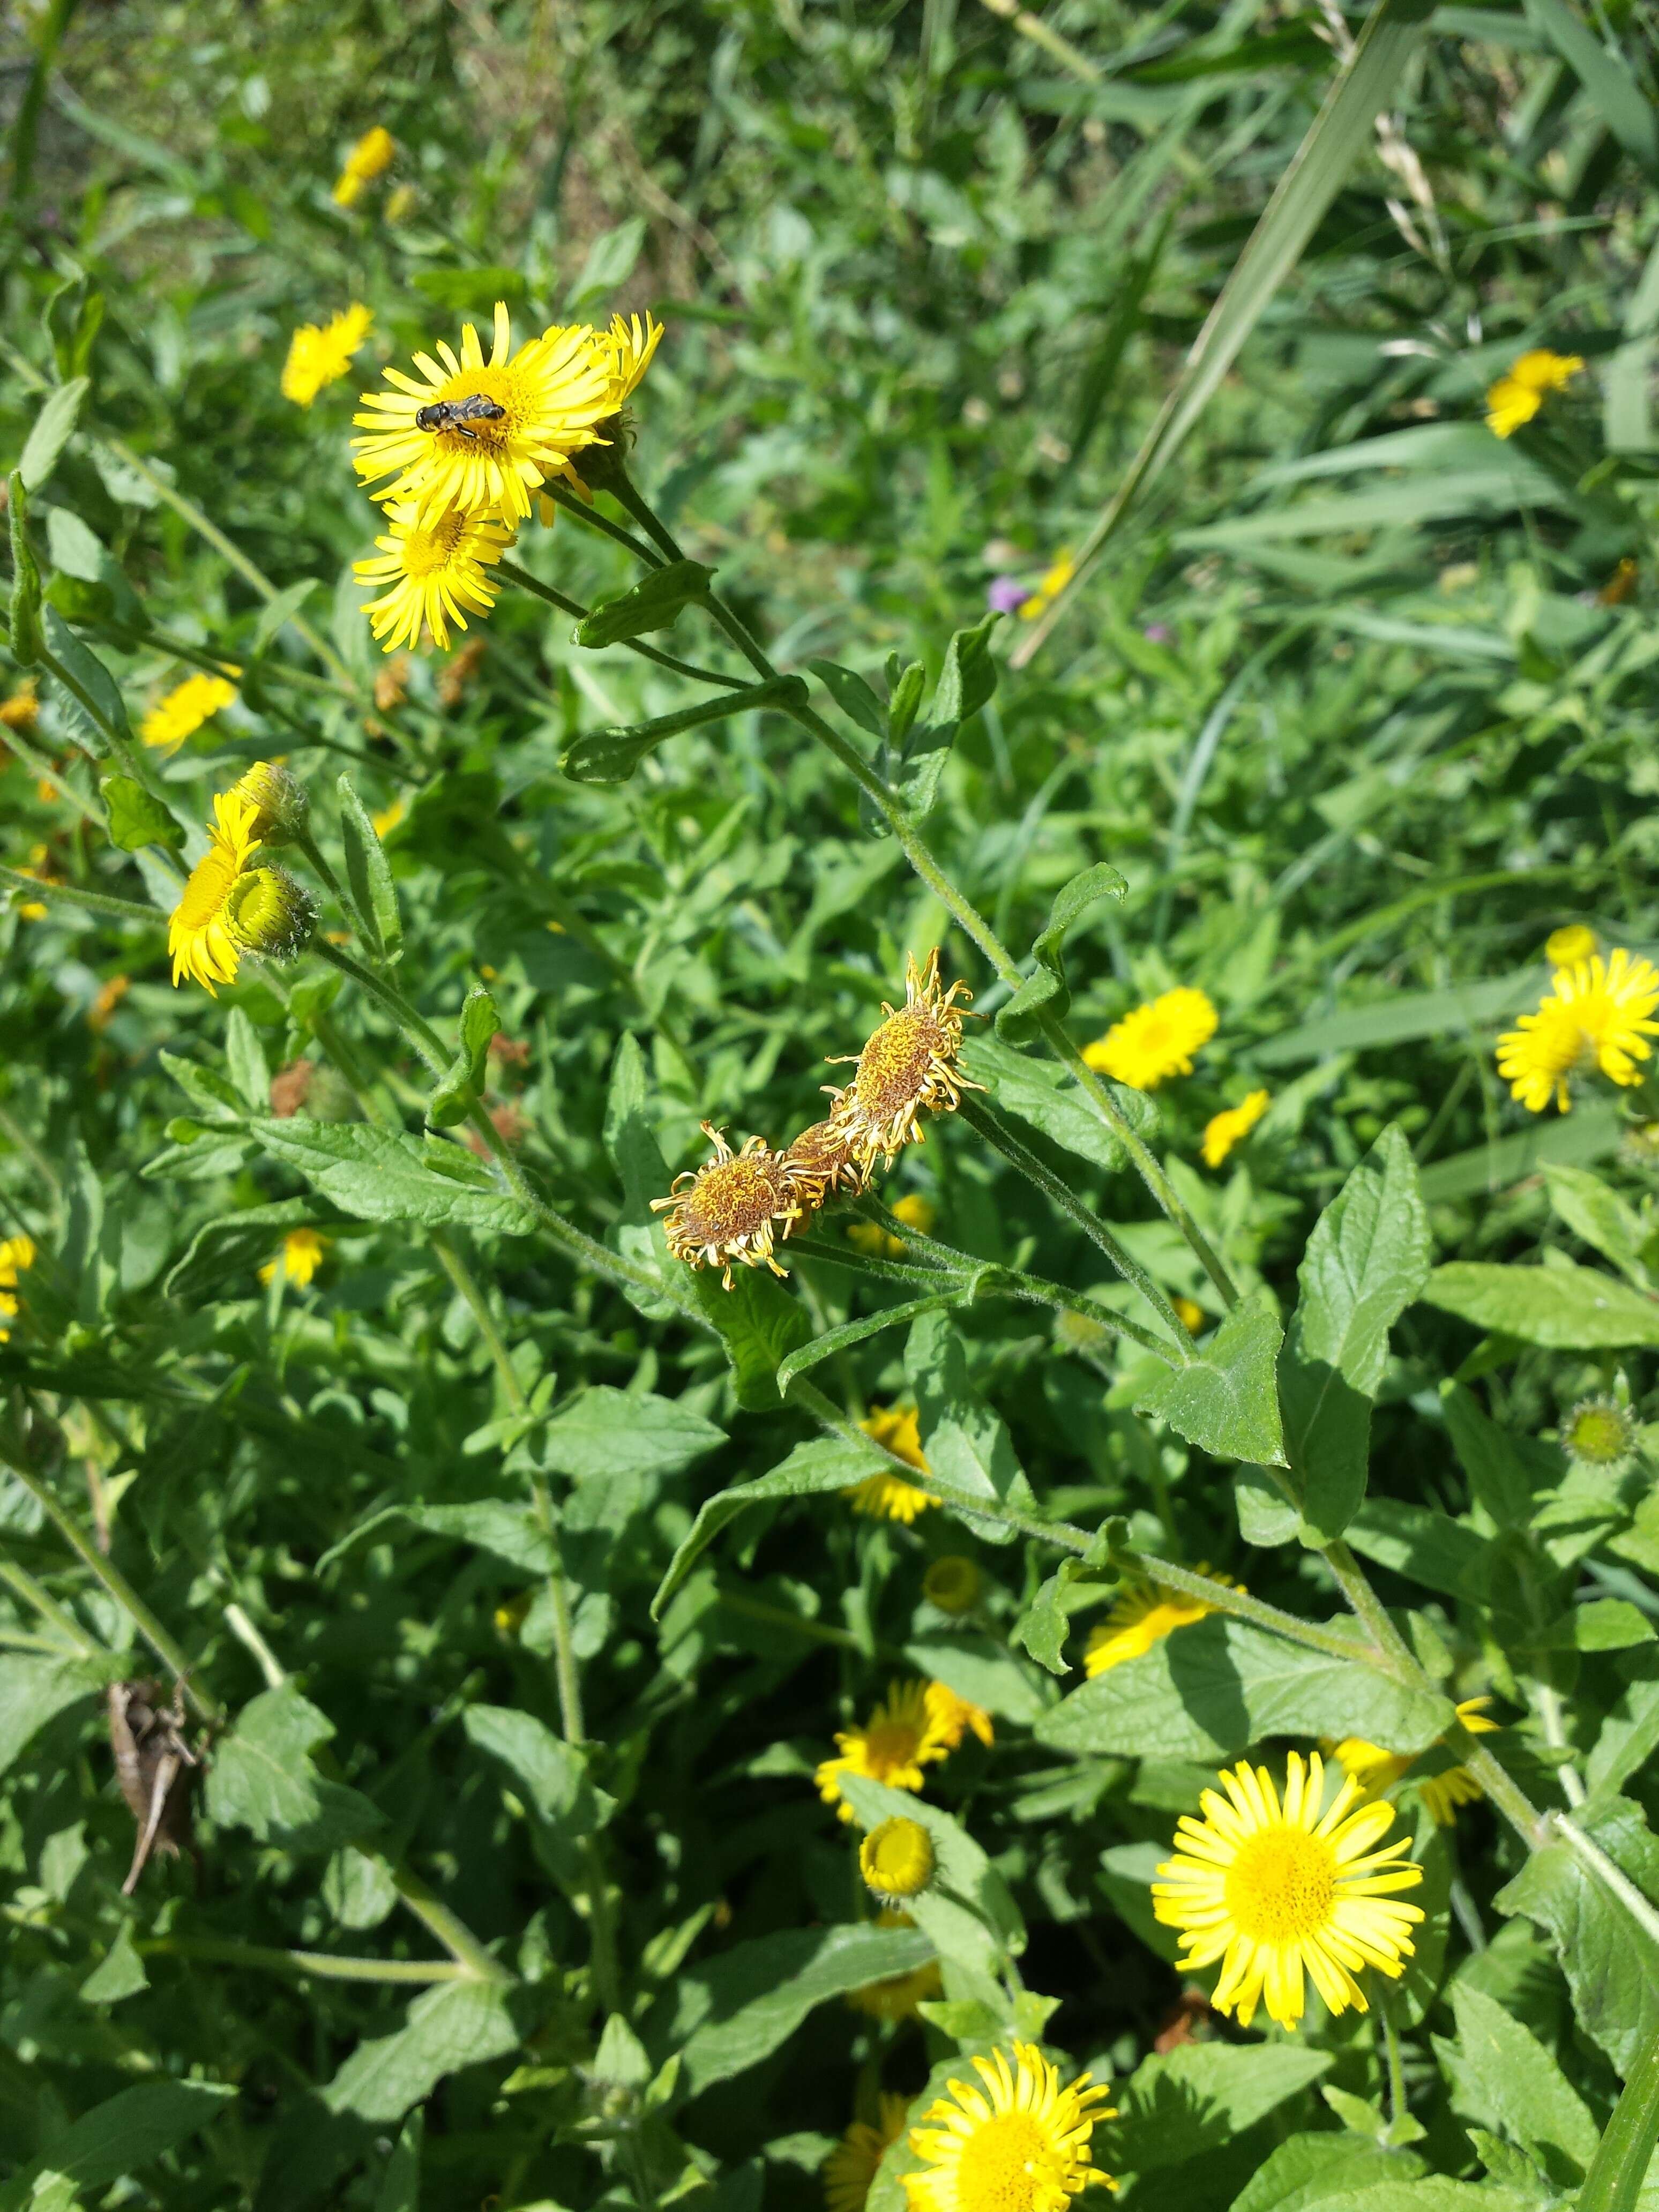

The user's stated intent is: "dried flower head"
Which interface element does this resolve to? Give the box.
[652,1122,812,1289]
[786,1116,870,1201]
[826,950,980,1168]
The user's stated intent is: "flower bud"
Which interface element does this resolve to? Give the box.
[859,1816,935,1904]
[229,760,309,846]
[1561,1394,1638,1472]
[223,867,317,963]
[922,1556,981,1616]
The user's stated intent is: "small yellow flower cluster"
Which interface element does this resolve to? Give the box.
[282,303,373,409]
[815,1677,992,1825]
[168,763,316,997]
[332,125,396,209]
[651,949,977,1289]
[140,670,240,754]
[1497,946,1659,1114]
[1083,984,1269,1171]
[348,300,663,653]
[848,1404,937,1522]
[0,1234,35,1343]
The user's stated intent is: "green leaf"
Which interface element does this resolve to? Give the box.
[1281,1127,1431,1542]
[1419,1102,1624,1203]
[164,1198,354,1303]
[1545,1165,1650,1288]
[888,659,925,744]
[337,774,402,962]
[1588,1660,1659,1799]
[575,559,714,647]
[1234,2133,1428,2212]
[250,577,320,656]
[656,1923,936,2094]
[1531,1600,1655,1653]
[322,1981,519,2123]
[373,2113,423,2212]
[903,1631,1051,1724]
[537,1386,724,1479]
[1496,1797,1659,2075]
[560,675,803,783]
[932,609,1000,729]
[250,1119,536,1237]
[1343,1497,1489,1600]
[807,657,887,738]
[1523,0,1659,183]
[995,863,1128,1044]
[0,2082,235,2208]
[1577,2026,1659,2212]
[42,609,134,752]
[1423,1261,1659,1349]
[839,1771,1024,1984]
[0,1655,114,1777]
[1101,2042,1332,2174]
[100,775,184,853]
[79,1921,149,2005]
[18,377,88,491]
[567,215,647,308]
[1436,1984,1597,2180]
[960,1033,1158,1175]
[462,1705,610,1888]
[1441,1385,1538,1530]
[427,984,499,1128]
[649,1437,881,1619]
[1035,1614,1454,1760]
[1135,1287,1286,1466]
[7,472,42,664]
[225,1008,271,1115]
[203,1684,382,1852]
[908,1309,1035,1543]
[775,1292,975,1395]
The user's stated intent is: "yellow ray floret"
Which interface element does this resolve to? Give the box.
[1153,1748,1424,2030]
[848,1404,938,1521]
[825,2094,911,2212]
[333,125,395,207]
[141,671,239,753]
[282,303,373,407]
[1333,1697,1499,1829]
[592,311,665,413]
[826,950,980,1168]
[816,1679,953,1823]
[1486,348,1582,438]
[1202,1088,1269,1168]
[903,2039,1114,2212]
[651,1122,815,1289]
[355,502,515,654]
[0,1232,35,1343]
[1497,948,1659,1114]
[168,793,315,996]
[259,1228,329,1288]
[352,302,614,527]
[1085,1567,1240,1678]
[1083,986,1216,1090]
[924,1679,993,1751]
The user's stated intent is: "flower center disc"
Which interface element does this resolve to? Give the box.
[176,844,241,930]
[680,1155,783,1243]
[955,2113,1057,2212]
[434,367,515,446]
[401,509,472,578]
[863,1720,923,1776]
[855,1009,940,1111]
[1224,1825,1336,1944]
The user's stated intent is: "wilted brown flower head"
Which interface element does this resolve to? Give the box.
[373,655,412,712]
[438,636,487,708]
[652,1122,814,1289]
[825,949,980,1168]
[786,1116,869,1202]
[269,1058,317,1118]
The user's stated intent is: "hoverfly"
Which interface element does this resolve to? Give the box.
[414,394,507,440]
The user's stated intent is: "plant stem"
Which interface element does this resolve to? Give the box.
[0,1553,103,1656]
[388,1866,514,1984]
[1553,1813,1659,1947]
[432,1235,528,1413]
[139,1935,474,1985]
[1577,2020,1659,2212]
[499,558,746,690]
[0,861,162,925]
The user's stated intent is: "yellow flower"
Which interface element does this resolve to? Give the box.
[922,1556,980,1615]
[0,680,38,733]
[591,311,665,414]
[0,1233,36,1342]
[228,760,308,845]
[281,303,373,407]
[848,1404,939,1521]
[903,2041,1114,2212]
[1333,1698,1500,1829]
[860,1816,935,1903]
[825,950,981,1170]
[259,1227,329,1288]
[816,1681,952,1824]
[141,671,239,753]
[1486,348,1583,438]
[847,1909,943,2020]
[1083,987,1217,1090]
[1018,552,1075,619]
[1173,1296,1206,1335]
[168,792,314,996]
[12,842,56,920]
[1153,1750,1424,2030]
[1545,924,1596,968]
[1201,1089,1269,1169]
[371,794,408,839]
[848,1190,937,1259]
[332,124,395,207]
[924,1680,993,1752]
[355,502,514,654]
[1497,948,1659,1114]
[352,301,613,527]
[1085,1568,1238,1677]
[651,1122,817,1290]
[825,2095,911,2212]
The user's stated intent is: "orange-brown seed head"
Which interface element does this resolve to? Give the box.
[652,1123,816,1288]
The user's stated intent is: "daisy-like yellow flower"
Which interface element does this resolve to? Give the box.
[281,303,373,408]
[848,1190,937,1259]
[0,1233,36,1343]
[924,1680,993,1752]
[825,2095,911,2212]
[140,671,239,754]
[826,950,980,1170]
[1333,1698,1500,1829]
[259,1227,329,1289]
[816,1680,952,1824]
[922,1556,980,1615]
[904,2041,1114,2212]
[0,680,38,733]
[652,1122,817,1290]
[1085,1568,1238,1678]
[1173,1296,1206,1335]
[847,1909,944,2021]
[1083,987,1217,1090]
[592,311,665,415]
[1019,552,1075,621]
[1545,923,1596,968]
[848,1404,939,1522]
[1486,348,1583,438]
[352,302,614,527]
[1153,1749,1424,2030]
[1497,948,1659,1114]
[168,792,315,996]
[860,1816,935,1904]
[1201,1089,1269,1169]
[355,502,514,654]
[332,124,395,207]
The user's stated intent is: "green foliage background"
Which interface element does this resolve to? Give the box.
[4,0,1659,2206]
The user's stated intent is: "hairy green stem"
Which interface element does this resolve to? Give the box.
[499,557,745,690]
[0,1552,103,1656]
[1553,1813,1659,1946]
[0,860,162,925]
[139,1935,473,1985]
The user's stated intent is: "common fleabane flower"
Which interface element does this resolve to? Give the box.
[825,2095,910,2212]
[282,304,372,407]
[860,1815,935,1904]
[1485,348,1582,438]
[168,793,315,996]
[1201,1088,1269,1168]
[1497,948,1659,1113]
[355,502,514,653]
[816,1680,951,1822]
[0,1233,35,1342]
[903,2040,1114,2212]
[848,1404,938,1521]
[259,1228,328,1288]
[826,950,980,1169]
[924,1680,992,1751]
[651,1122,813,1289]
[332,124,395,208]
[1083,986,1216,1090]
[141,671,239,754]
[352,302,613,527]
[1085,1568,1239,1678]
[1332,1698,1498,1827]
[1153,1749,1424,2029]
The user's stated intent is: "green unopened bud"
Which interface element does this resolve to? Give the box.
[923,1556,981,1616]
[1561,1394,1638,1473]
[224,866,316,962]
[229,760,309,846]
